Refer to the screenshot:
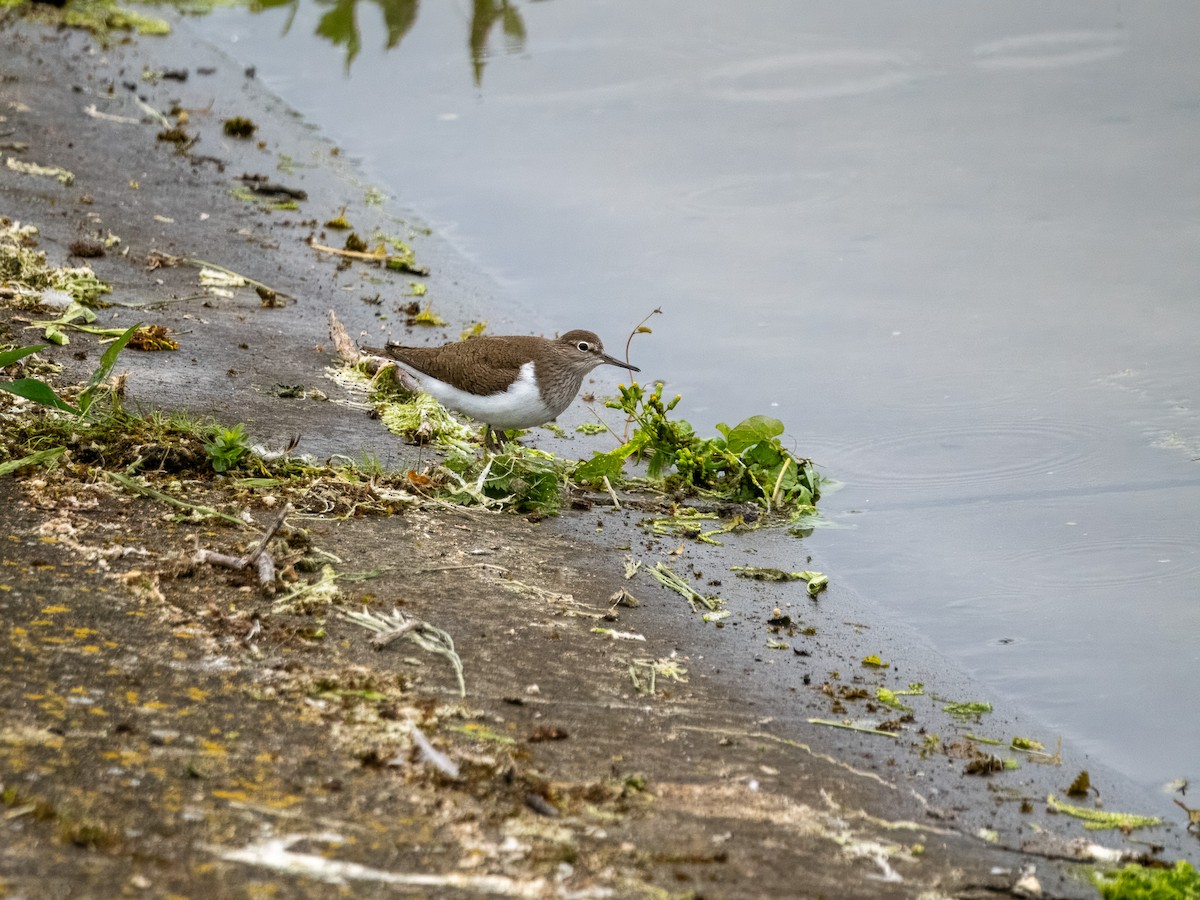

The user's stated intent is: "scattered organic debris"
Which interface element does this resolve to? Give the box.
[14,0,171,36]
[1091,860,1200,900]
[193,503,292,592]
[875,683,924,712]
[646,561,722,612]
[2,218,112,307]
[807,718,899,739]
[223,116,257,138]
[409,724,460,779]
[127,323,178,350]
[339,606,465,697]
[145,251,294,303]
[732,566,806,581]
[309,236,429,276]
[941,700,992,720]
[5,156,75,185]
[1174,798,1200,832]
[1066,770,1093,798]
[237,173,306,200]
[1046,794,1162,832]
[629,656,688,695]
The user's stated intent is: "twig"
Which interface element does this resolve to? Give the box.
[83,104,140,125]
[192,504,292,590]
[807,718,899,739]
[147,252,294,301]
[601,475,621,510]
[309,240,429,276]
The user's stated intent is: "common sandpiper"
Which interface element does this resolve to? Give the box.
[361,330,640,449]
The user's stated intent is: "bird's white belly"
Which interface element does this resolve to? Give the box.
[398,361,557,429]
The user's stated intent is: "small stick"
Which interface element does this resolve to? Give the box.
[245,504,291,567]
[601,475,621,510]
[309,240,429,276]
[370,619,421,649]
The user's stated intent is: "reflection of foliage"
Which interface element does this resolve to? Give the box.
[314,0,417,69]
[251,0,524,81]
[469,0,526,86]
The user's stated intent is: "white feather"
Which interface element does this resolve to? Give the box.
[394,360,557,429]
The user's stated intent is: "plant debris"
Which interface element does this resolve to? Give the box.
[1046,794,1162,832]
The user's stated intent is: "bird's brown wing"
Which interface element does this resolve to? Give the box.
[378,336,541,397]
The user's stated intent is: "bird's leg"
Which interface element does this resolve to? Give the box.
[482,427,513,454]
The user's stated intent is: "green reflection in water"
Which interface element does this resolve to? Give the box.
[251,0,527,82]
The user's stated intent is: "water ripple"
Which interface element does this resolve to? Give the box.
[703,50,927,103]
[828,419,1107,494]
[994,537,1200,589]
[974,30,1126,71]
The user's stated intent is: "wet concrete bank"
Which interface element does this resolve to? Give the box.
[1,14,1196,899]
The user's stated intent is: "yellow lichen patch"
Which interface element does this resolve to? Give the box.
[73,627,98,638]
[199,740,227,757]
[40,605,70,614]
[81,645,101,654]
[125,691,139,705]
[210,788,251,803]
[186,687,209,703]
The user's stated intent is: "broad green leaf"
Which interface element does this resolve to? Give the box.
[0,378,81,414]
[573,448,627,483]
[44,324,68,346]
[0,345,46,367]
[744,439,783,468]
[723,415,785,453]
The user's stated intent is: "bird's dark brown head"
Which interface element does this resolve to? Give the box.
[556,330,640,375]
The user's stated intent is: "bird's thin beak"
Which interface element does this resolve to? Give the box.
[601,352,639,373]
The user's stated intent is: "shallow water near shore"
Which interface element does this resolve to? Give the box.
[188,1,1200,789]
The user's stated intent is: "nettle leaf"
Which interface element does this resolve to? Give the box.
[0,378,81,414]
[744,439,783,468]
[573,448,628,484]
[722,415,785,454]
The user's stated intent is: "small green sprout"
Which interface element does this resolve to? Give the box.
[204,423,251,473]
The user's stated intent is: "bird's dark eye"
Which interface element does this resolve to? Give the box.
[576,341,591,352]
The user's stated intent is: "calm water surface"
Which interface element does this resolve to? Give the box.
[189,1,1200,787]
